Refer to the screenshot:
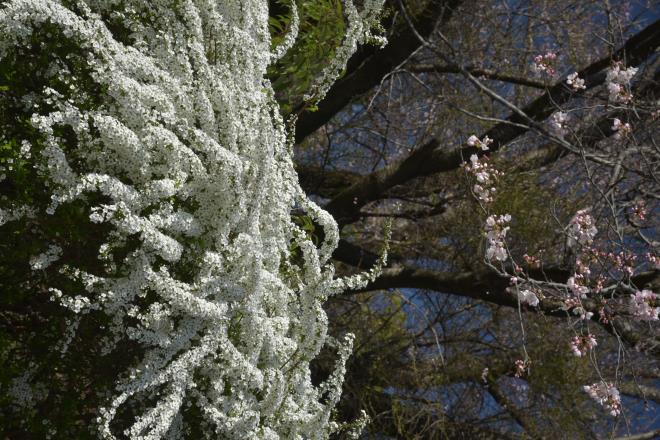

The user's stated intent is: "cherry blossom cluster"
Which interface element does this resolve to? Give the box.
[513,359,527,378]
[532,51,557,76]
[523,253,541,268]
[463,154,502,204]
[567,272,590,298]
[566,72,586,91]
[569,334,597,357]
[549,111,570,138]
[605,62,638,103]
[583,382,621,416]
[0,1,385,438]
[567,209,597,248]
[587,249,636,279]
[467,134,493,151]
[484,214,511,262]
[517,289,539,307]
[506,277,540,307]
[611,118,631,140]
[632,200,647,222]
[630,290,659,321]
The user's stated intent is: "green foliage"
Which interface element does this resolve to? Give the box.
[268,0,346,114]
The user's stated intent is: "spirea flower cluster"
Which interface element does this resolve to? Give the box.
[0,1,384,438]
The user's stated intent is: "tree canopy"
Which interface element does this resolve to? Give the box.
[1,1,659,439]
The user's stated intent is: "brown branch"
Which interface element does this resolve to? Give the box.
[296,165,361,199]
[348,263,660,355]
[613,429,660,440]
[322,19,660,226]
[294,0,463,144]
[619,381,660,404]
[487,379,546,439]
[408,63,548,88]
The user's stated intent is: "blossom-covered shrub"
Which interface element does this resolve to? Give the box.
[0,0,384,438]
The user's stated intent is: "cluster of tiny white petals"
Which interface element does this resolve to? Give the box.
[0,1,385,438]
[583,382,621,416]
[303,0,385,104]
[270,1,300,63]
[566,72,586,91]
[606,62,638,103]
[7,369,47,410]
[0,205,36,226]
[29,244,63,271]
[485,214,511,262]
[630,290,659,321]
[569,334,597,357]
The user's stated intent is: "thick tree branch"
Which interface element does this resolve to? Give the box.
[613,429,660,440]
[487,379,545,439]
[619,382,660,404]
[349,263,660,355]
[294,0,463,143]
[322,20,660,226]
[408,63,548,88]
[296,165,361,199]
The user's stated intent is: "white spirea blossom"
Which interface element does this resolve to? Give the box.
[7,368,48,410]
[303,0,385,103]
[0,1,385,438]
[29,244,63,271]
